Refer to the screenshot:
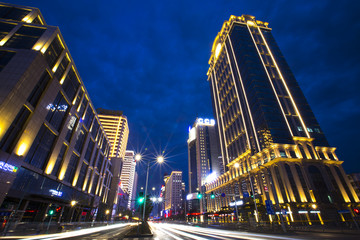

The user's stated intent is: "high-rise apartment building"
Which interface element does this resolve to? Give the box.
[164,171,183,216]
[188,118,222,193]
[205,15,359,225]
[0,3,113,222]
[98,109,129,216]
[120,150,137,209]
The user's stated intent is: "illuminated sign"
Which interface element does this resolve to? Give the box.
[197,118,215,125]
[310,210,320,214]
[46,104,68,112]
[298,210,308,214]
[49,189,63,197]
[229,200,244,207]
[0,161,18,173]
[188,127,196,142]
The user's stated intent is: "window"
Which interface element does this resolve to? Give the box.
[0,106,31,153]
[308,165,330,203]
[65,116,77,142]
[77,96,88,118]
[0,6,30,21]
[51,143,67,177]
[63,153,79,183]
[0,21,16,39]
[27,70,51,107]
[74,126,87,154]
[62,68,80,101]
[317,151,326,160]
[284,164,300,202]
[0,49,15,71]
[4,25,45,49]
[274,166,288,202]
[279,150,287,158]
[24,124,57,169]
[84,139,95,163]
[54,54,70,80]
[45,92,69,131]
[76,161,88,189]
[44,36,64,68]
[334,167,355,202]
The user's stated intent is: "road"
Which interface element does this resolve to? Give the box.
[1,222,359,239]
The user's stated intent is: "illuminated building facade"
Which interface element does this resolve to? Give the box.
[205,15,359,225]
[98,109,129,216]
[120,150,136,209]
[0,3,113,222]
[164,171,183,216]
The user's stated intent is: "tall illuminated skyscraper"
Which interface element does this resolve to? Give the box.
[188,118,222,194]
[205,15,359,225]
[121,150,137,209]
[98,109,129,215]
[98,109,129,159]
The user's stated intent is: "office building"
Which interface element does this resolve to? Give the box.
[188,118,222,193]
[205,15,359,225]
[0,3,112,222]
[120,150,136,209]
[98,109,129,217]
[188,117,222,213]
[164,171,183,217]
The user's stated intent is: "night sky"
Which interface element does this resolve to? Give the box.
[11,0,360,193]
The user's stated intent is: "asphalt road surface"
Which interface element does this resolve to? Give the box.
[0,222,359,240]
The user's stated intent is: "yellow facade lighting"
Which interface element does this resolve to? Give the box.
[256,27,310,138]
[215,43,222,59]
[16,143,28,156]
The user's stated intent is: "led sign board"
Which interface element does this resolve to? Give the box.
[0,161,18,173]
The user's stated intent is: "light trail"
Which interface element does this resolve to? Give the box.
[0,223,134,240]
[153,223,302,240]
[149,222,184,240]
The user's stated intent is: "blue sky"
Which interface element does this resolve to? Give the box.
[11,0,360,193]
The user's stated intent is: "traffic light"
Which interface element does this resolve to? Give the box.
[210,192,215,199]
[197,192,202,199]
[49,209,54,215]
[138,192,145,204]
[354,208,360,215]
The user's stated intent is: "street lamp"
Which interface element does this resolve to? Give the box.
[70,200,77,223]
[105,209,110,222]
[135,154,142,161]
[137,154,165,222]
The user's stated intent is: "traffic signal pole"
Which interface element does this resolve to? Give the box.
[142,160,150,222]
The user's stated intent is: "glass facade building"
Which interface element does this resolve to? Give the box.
[205,15,359,225]
[0,3,112,223]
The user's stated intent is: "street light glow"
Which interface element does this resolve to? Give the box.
[71,200,77,206]
[157,156,164,163]
[135,153,142,161]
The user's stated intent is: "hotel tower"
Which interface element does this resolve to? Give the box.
[205,15,359,225]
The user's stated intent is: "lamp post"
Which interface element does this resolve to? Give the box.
[136,154,164,222]
[70,200,77,223]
